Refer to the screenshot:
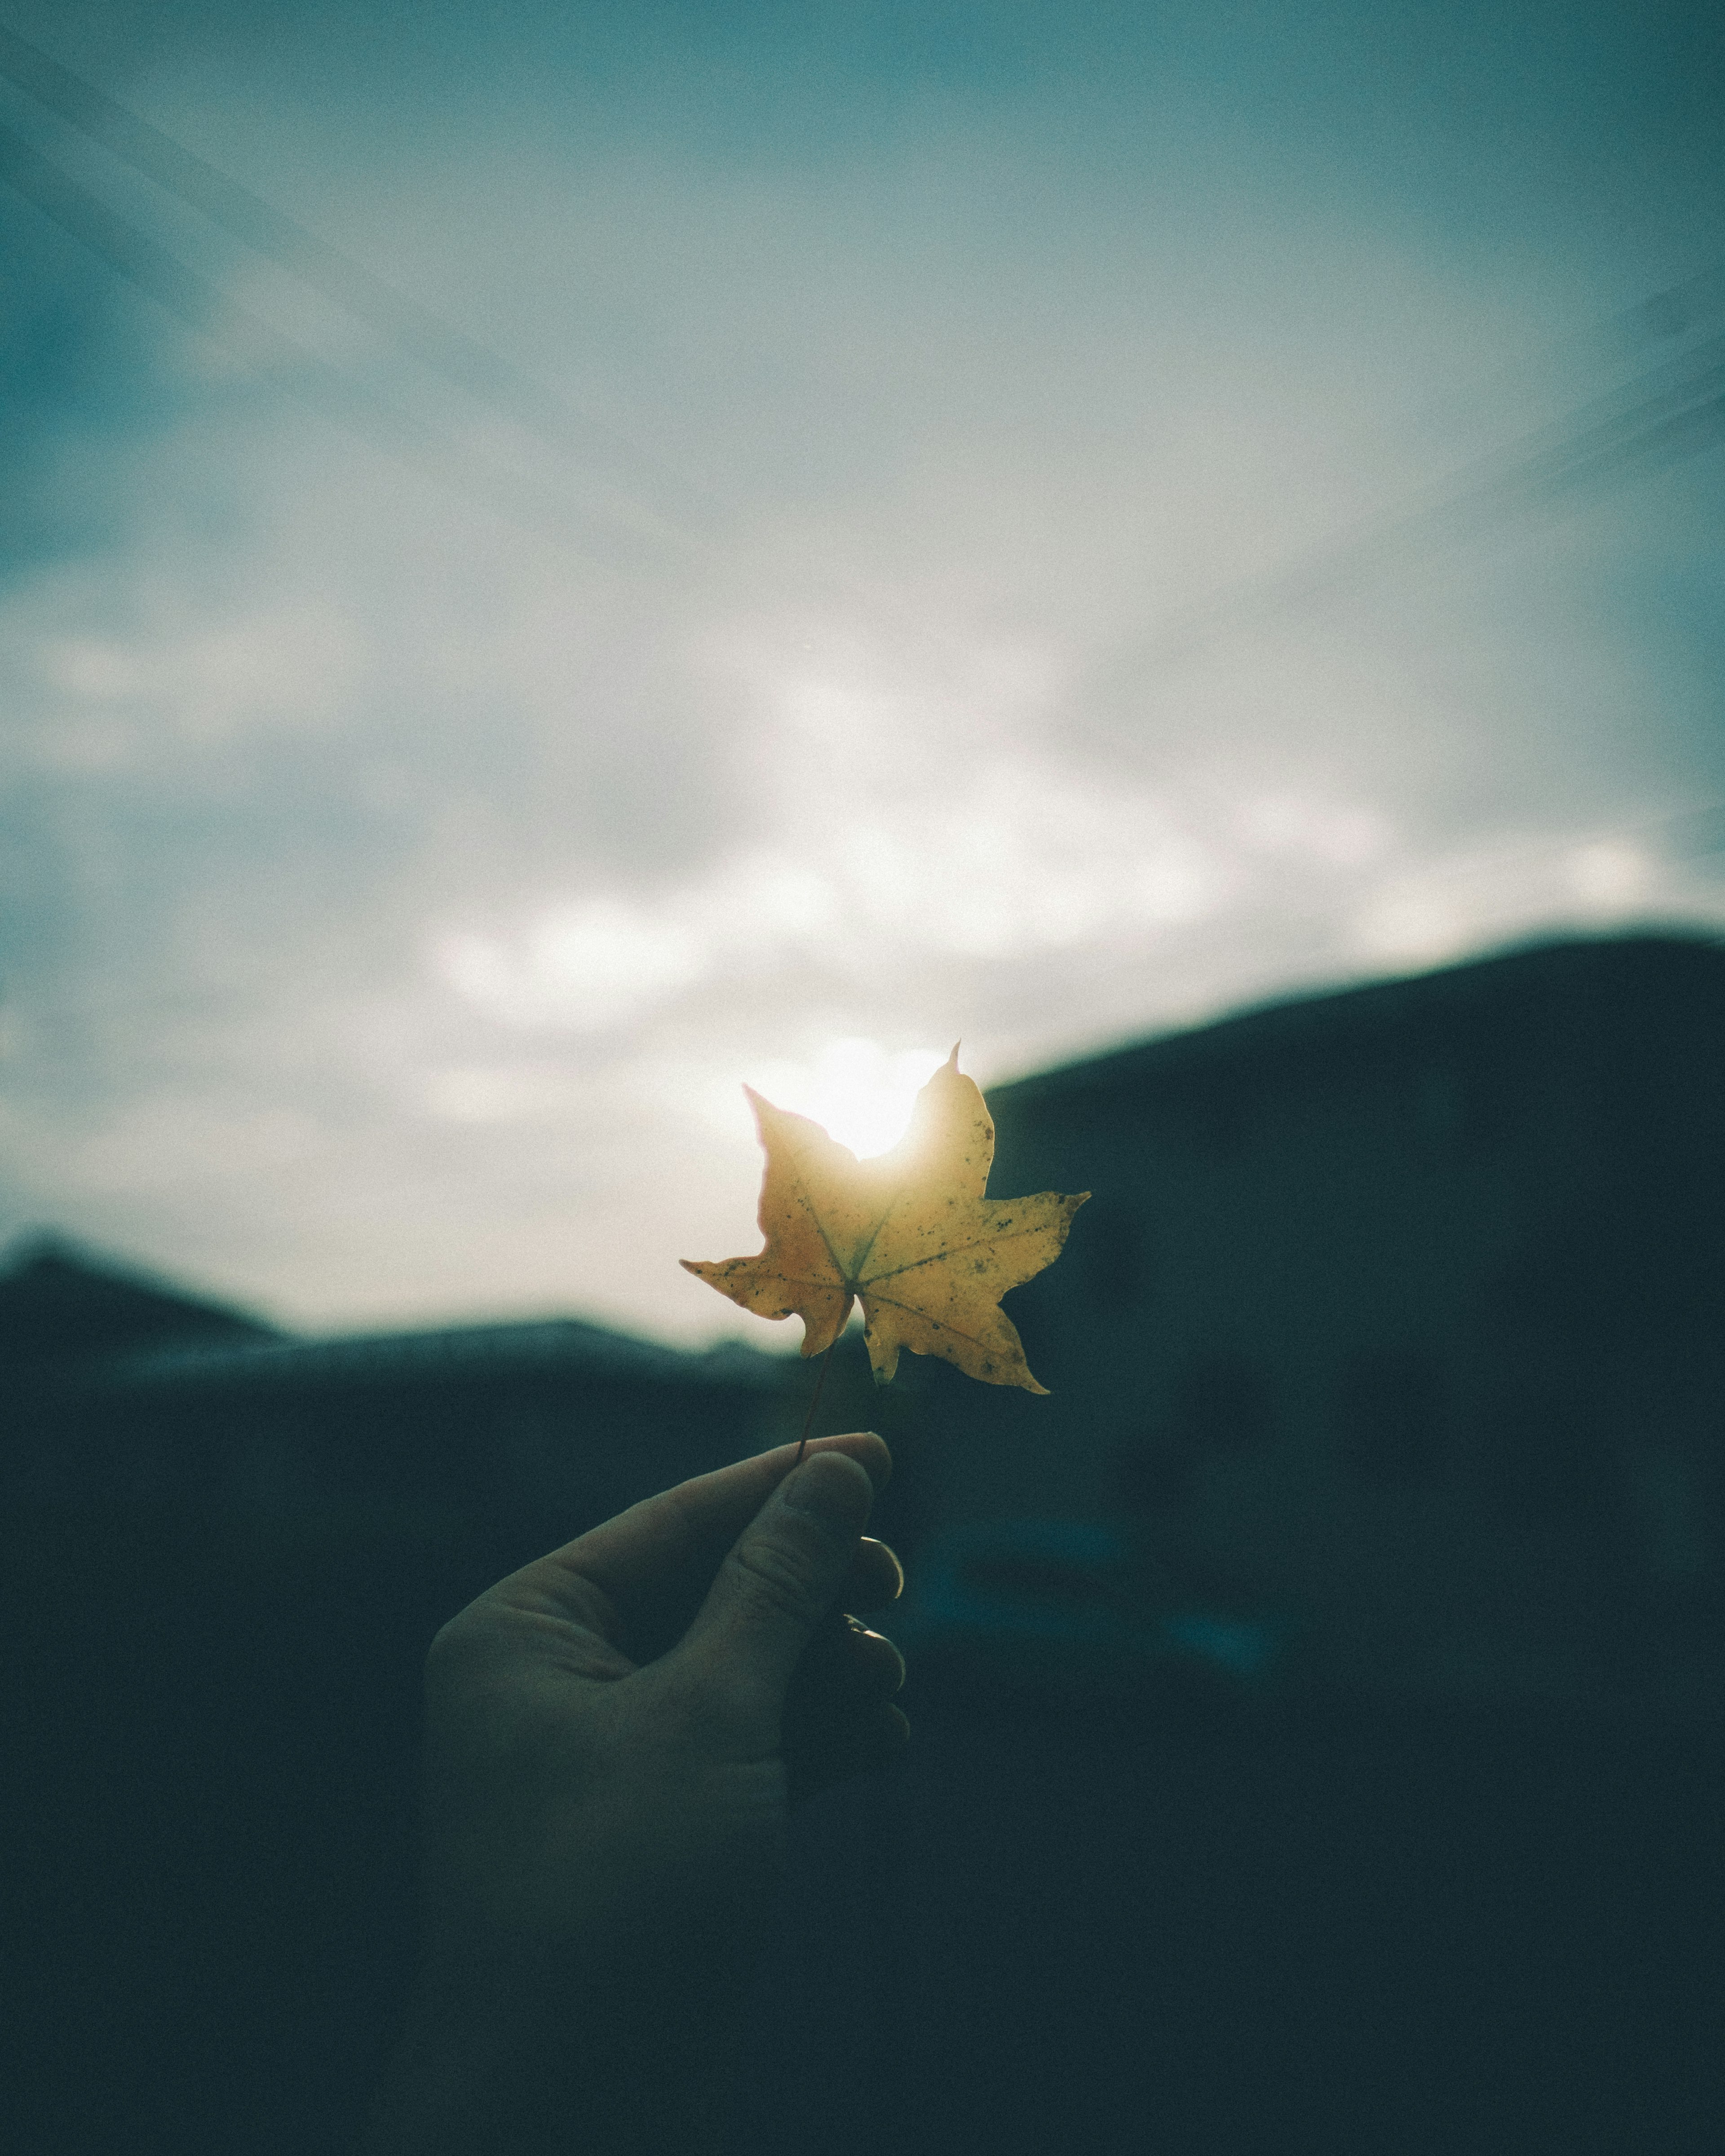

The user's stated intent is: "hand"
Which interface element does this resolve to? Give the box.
[363,1431,906,2156]
[418,1427,904,1953]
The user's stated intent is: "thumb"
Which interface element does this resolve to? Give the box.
[681,1450,876,1701]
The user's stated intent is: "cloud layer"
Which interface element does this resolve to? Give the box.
[1,1,1721,1337]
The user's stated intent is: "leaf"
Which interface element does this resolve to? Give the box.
[682,1047,1088,1391]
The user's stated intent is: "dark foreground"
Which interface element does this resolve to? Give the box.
[745,1664,1724,2156]
[5,1503,1721,2156]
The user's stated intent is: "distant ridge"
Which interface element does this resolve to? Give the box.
[0,1235,280,1369]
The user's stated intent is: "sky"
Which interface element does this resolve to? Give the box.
[0,0,1721,1343]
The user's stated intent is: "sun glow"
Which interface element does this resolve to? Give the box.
[747,1038,949,1159]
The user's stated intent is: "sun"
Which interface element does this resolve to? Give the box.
[748,1038,948,1158]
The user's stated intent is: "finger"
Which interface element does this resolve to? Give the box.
[783,1624,905,1780]
[677,1451,877,1701]
[792,1617,907,1705]
[841,1623,907,1694]
[844,1537,904,1613]
[534,1433,891,1630]
[787,1699,911,1806]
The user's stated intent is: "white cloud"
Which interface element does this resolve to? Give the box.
[1,22,1720,1342]
[1567,838,1652,913]
[1353,828,1683,969]
[69,1098,327,1195]
[1234,793,1397,869]
[420,1064,591,1125]
[434,898,707,1031]
[34,601,365,747]
[429,740,1225,1039]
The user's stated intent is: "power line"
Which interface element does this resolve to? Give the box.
[0,22,975,641]
[1407,257,1725,442]
[3,16,1720,700]
[0,49,961,667]
[0,117,694,563]
[0,19,694,503]
[1093,331,1725,697]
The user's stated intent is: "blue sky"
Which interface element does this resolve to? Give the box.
[0,0,1721,1339]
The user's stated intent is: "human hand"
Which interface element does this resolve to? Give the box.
[417,1427,903,1954]
[364,1431,905,2155]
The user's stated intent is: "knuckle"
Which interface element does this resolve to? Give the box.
[421,1601,511,1705]
[726,1531,830,1628]
[424,1609,478,1687]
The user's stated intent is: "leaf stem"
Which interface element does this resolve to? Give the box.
[792,1342,836,1468]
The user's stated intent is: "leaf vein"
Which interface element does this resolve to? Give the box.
[861,1217,1062,1286]
[862,1290,1004,1352]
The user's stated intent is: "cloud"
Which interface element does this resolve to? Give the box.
[436,898,709,1032]
[1351,826,1712,972]
[427,716,1227,1039]
[0,0,1721,1336]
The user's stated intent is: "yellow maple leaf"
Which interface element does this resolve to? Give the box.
[682,1047,1088,1391]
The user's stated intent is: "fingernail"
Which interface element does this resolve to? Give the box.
[781,1452,874,1528]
